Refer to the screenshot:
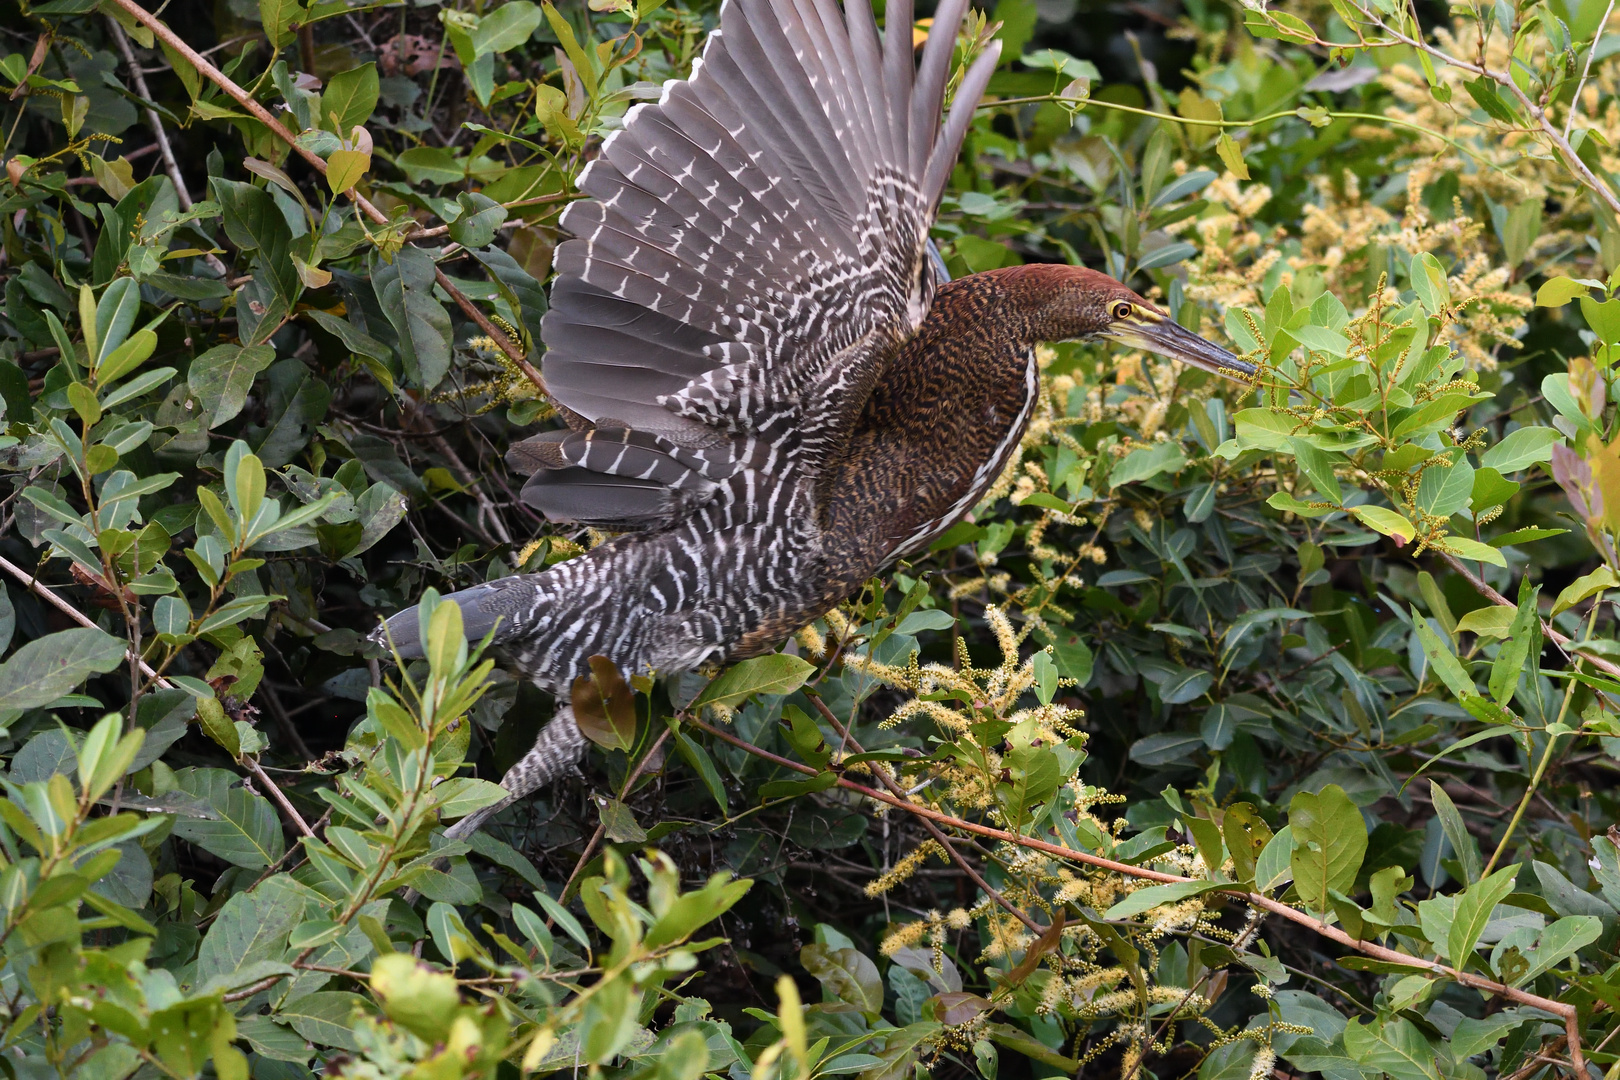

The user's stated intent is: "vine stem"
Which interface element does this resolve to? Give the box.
[683,714,1584,1070]
[984,96,1509,178]
[102,0,549,399]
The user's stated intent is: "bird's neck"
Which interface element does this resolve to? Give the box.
[955,263,1115,345]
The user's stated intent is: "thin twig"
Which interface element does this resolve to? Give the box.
[557,727,672,906]
[1440,552,1620,680]
[244,757,316,839]
[1564,0,1617,138]
[803,692,1044,935]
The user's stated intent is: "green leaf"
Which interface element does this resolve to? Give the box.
[432,778,509,820]
[1435,535,1507,566]
[1104,879,1222,919]
[169,766,286,868]
[1464,77,1517,124]
[672,728,727,812]
[1416,454,1474,518]
[1455,606,1514,638]
[1552,566,1618,616]
[1349,505,1416,543]
[96,328,157,386]
[1414,613,1476,699]
[644,872,751,949]
[1489,526,1567,548]
[542,2,597,95]
[1288,784,1367,915]
[0,627,127,713]
[1428,781,1481,884]
[1255,825,1293,891]
[195,883,305,989]
[373,247,452,389]
[325,149,369,194]
[322,63,378,135]
[1501,198,1541,267]
[1343,1017,1441,1080]
[1291,325,1350,358]
[448,192,507,250]
[1448,864,1520,964]
[1109,441,1186,488]
[1518,915,1602,984]
[1222,803,1272,885]
[1286,436,1342,503]
[1489,581,1540,706]
[1535,276,1593,307]
[472,1,543,56]
[1215,133,1249,180]
[99,367,177,411]
[395,147,465,185]
[597,797,647,843]
[93,277,142,371]
[188,345,275,429]
[1469,467,1520,513]
[278,992,366,1053]
[259,0,305,49]
[1410,252,1451,315]
[1581,295,1620,346]
[693,654,815,710]
[1480,427,1561,472]
[800,944,883,1017]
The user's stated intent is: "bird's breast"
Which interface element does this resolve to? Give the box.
[822,296,1041,583]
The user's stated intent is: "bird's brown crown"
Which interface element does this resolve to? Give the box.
[983,263,1159,344]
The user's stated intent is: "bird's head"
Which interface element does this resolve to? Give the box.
[1016,265,1255,382]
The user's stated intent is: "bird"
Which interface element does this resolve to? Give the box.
[374,0,1254,841]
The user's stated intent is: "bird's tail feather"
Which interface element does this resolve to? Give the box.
[371,575,555,661]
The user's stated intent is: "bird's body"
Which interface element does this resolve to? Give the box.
[376,0,1251,838]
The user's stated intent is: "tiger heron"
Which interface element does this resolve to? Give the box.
[375,0,1253,839]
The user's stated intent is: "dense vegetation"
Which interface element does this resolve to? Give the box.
[1,0,1619,1077]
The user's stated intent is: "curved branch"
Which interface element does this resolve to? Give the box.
[681,714,1584,1069]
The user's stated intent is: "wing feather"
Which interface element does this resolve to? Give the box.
[534,0,1000,527]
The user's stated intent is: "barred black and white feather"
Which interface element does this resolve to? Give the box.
[376,0,1002,822]
[530,0,999,508]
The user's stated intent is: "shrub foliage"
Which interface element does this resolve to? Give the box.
[2,0,1620,1077]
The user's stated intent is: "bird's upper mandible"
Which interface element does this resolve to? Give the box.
[512,0,1002,530]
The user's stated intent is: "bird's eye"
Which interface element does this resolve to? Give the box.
[1112,302,1133,320]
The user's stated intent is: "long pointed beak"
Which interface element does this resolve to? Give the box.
[1107,315,1255,382]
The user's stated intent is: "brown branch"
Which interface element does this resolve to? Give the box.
[1352,4,1620,219]
[103,0,547,399]
[802,692,1044,935]
[1440,552,1620,681]
[244,757,316,839]
[683,714,1583,1067]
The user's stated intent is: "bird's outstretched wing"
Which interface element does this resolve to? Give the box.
[520,0,1000,528]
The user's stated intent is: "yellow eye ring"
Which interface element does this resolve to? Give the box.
[1112,302,1132,320]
